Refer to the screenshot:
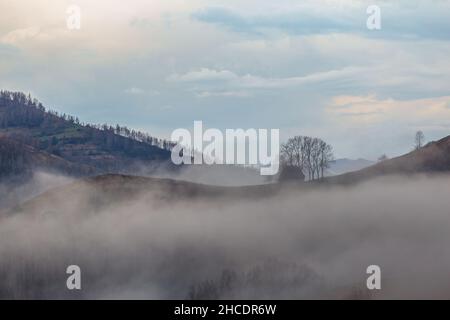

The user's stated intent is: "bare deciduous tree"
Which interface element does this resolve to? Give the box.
[281,135,333,181]
[415,131,425,150]
[318,140,333,179]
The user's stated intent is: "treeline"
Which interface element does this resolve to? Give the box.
[281,135,334,180]
[0,91,174,156]
[0,91,47,128]
[87,123,175,152]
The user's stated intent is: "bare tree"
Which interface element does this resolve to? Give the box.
[310,138,319,180]
[318,140,333,178]
[281,135,334,181]
[281,136,306,172]
[303,136,315,180]
[415,131,425,150]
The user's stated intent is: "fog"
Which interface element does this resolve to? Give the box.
[0,171,74,210]
[141,163,270,186]
[1,173,450,299]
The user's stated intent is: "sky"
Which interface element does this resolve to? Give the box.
[0,0,450,160]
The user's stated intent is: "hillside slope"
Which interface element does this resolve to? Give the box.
[7,135,450,214]
[0,91,172,178]
[326,158,374,176]
[0,136,96,179]
[4,173,283,216]
[326,135,450,184]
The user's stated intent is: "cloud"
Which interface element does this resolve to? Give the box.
[239,66,364,89]
[1,26,41,45]
[168,66,365,90]
[1,0,450,160]
[192,5,357,36]
[327,94,450,124]
[195,90,250,98]
[167,68,238,83]
[192,2,450,40]
[192,6,258,34]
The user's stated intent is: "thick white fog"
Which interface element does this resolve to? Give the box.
[1,173,450,299]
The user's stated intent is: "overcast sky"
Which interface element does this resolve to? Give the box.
[1,0,450,159]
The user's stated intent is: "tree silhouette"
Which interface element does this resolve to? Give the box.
[415,131,425,150]
[281,135,334,181]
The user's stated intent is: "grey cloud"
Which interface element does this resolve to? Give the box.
[167,66,367,90]
[192,4,450,40]
[192,6,357,36]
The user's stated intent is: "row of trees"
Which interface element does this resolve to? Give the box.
[89,123,175,151]
[0,91,45,110]
[281,135,334,181]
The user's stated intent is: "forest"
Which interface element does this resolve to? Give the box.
[0,91,173,176]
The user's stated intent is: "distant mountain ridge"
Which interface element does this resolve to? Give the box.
[0,91,173,180]
[326,158,374,176]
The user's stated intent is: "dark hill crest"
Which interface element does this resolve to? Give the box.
[0,90,174,179]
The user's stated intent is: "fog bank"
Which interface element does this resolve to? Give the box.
[1,174,450,299]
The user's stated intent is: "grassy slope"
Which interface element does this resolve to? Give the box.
[324,135,450,185]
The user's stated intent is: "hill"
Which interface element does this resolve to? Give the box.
[0,91,173,179]
[3,133,450,217]
[4,173,282,216]
[325,135,450,184]
[0,136,95,179]
[6,134,450,214]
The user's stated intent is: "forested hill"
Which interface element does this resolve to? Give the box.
[0,91,173,179]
